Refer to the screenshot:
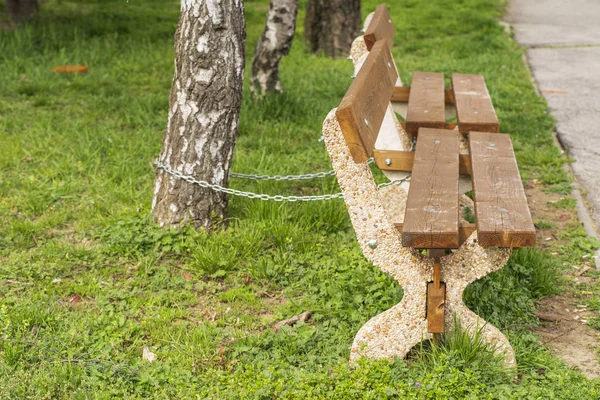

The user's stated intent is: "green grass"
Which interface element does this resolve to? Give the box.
[535,218,556,230]
[548,197,578,210]
[1,0,599,398]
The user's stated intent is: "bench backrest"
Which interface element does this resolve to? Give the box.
[336,39,398,163]
[364,4,395,51]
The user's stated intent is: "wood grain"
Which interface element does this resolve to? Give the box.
[402,128,460,249]
[336,39,398,163]
[427,281,446,333]
[428,248,445,335]
[373,149,472,175]
[469,131,536,247]
[428,249,446,259]
[452,74,499,134]
[363,4,395,51]
[391,86,411,102]
[399,122,457,131]
[405,72,447,137]
[396,223,476,246]
[391,86,456,104]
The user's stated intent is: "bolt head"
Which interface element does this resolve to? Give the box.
[385,158,392,166]
[367,239,378,249]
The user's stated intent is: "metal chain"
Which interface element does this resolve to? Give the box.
[155,160,410,202]
[229,158,374,181]
[230,170,336,181]
[377,176,411,188]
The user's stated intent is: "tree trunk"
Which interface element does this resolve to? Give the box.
[6,0,39,22]
[250,0,299,95]
[152,0,246,230]
[304,0,361,58]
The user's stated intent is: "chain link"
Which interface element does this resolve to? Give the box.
[229,158,374,181]
[155,160,410,202]
[230,170,336,181]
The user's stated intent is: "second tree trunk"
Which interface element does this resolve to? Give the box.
[6,0,39,22]
[304,0,361,58]
[251,0,299,94]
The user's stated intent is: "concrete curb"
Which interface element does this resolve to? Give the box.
[507,22,600,269]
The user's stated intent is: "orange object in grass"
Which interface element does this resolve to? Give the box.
[52,65,89,73]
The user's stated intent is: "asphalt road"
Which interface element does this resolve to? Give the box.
[506,0,600,231]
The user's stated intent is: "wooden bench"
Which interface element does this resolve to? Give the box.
[323,3,535,366]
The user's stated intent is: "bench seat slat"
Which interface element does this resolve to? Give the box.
[469,131,536,247]
[336,39,398,163]
[402,128,460,249]
[452,74,499,134]
[405,72,446,137]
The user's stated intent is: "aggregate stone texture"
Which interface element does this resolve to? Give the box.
[325,32,517,366]
[322,110,516,367]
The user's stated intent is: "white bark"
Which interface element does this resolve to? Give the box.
[152,0,246,229]
[250,0,299,94]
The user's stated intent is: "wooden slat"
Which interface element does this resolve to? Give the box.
[373,149,471,175]
[396,223,476,247]
[391,86,456,104]
[364,4,395,51]
[336,40,397,163]
[391,86,411,102]
[402,128,460,248]
[427,249,445,333]
[427,281,445,333]
[451,74,499,134]
[400,122,457,131]
[469,131,536,247]
[405,72,446,137]
[428,249,446,258]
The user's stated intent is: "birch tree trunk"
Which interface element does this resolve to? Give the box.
[6,0,39,22]
[304,0,361,58]
[152,0,246,229]
[250,0,299,95]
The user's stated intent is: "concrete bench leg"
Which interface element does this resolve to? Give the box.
[322,109,516,368]
[350,240,516,368]
[443,238,516,368]
[350,281,429,361]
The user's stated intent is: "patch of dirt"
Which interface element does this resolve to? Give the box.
[524,183,577,250]
[524,183,600,378]
[533,295,600,379]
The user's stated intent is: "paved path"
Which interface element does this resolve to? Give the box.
[506,0,600,231]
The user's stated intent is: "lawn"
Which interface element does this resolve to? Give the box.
[1,0,599,398]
